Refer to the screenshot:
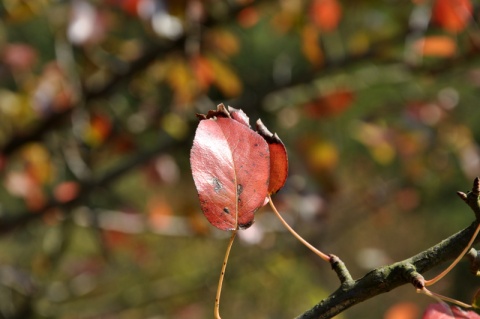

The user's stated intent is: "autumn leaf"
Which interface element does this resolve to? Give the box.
[206,29,240,57]
[147,197,173,231]
[53,181,80,203]
[190,54,215,91]
[256,119,288,194]
[166,58,197,104]
[271,10,297,34]
[432,0,473,33]
[384,302,420,319]
[301,25,323,67]
[190,104,270,230]
[84,113,112,147]
[309,0,342,32]
[208,57,243,98]
[1,43,37,72]
[422,303,480,319]
[303,89,355,118]
[22,143,53,185]
[237,7,259,28]
[414,36,457,58]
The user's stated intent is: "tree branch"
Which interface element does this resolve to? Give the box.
[296,220,480,319]
[0,0,264,156]
[0,132,189,235]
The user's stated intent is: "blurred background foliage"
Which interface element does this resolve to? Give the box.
[0,0,480,318]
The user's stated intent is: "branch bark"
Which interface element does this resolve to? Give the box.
[296,221,480,319]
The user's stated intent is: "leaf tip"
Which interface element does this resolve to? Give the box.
[256,119,282,144]
[197,103,232,121]
[228,106,250,127]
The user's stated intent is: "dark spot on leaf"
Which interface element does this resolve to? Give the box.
[212,177,222,193]
[223,207,230,214]
[237,184,243,196]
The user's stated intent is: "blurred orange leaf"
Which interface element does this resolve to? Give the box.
[237,7,259,28]
[22,143,53,185]
[206,29,240,57]
[84,113,112,147]
[271,10,296,34]
[303,89,355,118]
[208,57,243,97]
[102,229,133,249]
[309,0,342,32]
[384,302,420,319]
[414,36,457,57]
[54,181,80,203]
[432,0,472,33]
[166,58,196,104]
[301,25,324,67]
[147,198,173,231]
[190,55,215,91]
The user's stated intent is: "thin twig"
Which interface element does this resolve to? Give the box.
[214,230,237,319]
[268,195,330,262]
[418,287,472,309]
[425,222,480,286]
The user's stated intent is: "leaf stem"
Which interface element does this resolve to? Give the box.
[214,229,237,319]
[417,287,472,309]
[268,195,330,262]
[425,222,480,286]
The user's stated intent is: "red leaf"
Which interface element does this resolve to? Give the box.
[190,104,270,230]
[2,43,37,72]
[309,0,342,32]
[190,55,215,91]
[304,89,355,118]
[84,113,112,146]
[120,0,142,16]
[432,0,473,33]
[256,119,288,194]
[237,7,259,28]
[422,303,480,319]
[53,181,80,203]
[228,107,250,127]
